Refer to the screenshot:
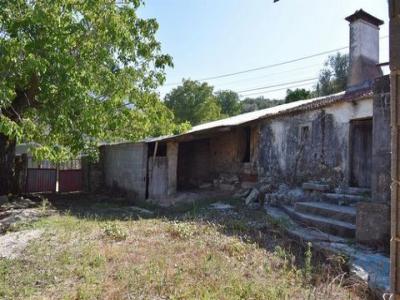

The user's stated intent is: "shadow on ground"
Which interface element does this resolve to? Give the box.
[44,191,336,257]
[39,191,373,299]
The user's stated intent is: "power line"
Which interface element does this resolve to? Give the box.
[164,35,388,87]
[239,81,317,98]
[211,63,321,89]
[236,77,318,94]
[164,47,346,86]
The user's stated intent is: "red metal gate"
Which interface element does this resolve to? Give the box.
[59,169,83,192]
[25,158,83,193]
[26,168,57,193]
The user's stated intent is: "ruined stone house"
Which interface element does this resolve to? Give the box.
[89,10,391,245]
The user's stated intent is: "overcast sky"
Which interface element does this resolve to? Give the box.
[139,0,389,100]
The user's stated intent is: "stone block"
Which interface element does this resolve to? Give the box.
[245,188,259,205]
[356,202,390,248]
[302,182,330,192]
[234,188,251,199]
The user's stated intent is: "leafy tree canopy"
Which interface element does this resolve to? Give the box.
[0,0,184,163]
[315,52,349,96]
[240,97,284,113]
[285,88,312,103]
[165,79,221,125]
[215,90,242,117]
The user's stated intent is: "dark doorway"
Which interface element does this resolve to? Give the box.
[350,118,373,188]
[177,139,211,190]
[242,127,251,163]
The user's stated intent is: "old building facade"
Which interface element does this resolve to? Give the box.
[87,10,391,245]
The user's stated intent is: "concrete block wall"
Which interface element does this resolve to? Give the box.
[102,142,147,200]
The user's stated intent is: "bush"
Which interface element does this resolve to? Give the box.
[102,222,128,241]
[167,222,196,240]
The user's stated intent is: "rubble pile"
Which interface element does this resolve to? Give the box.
[235,178,306,209]
[0,195,53,233]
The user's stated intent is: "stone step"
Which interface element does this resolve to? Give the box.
[302,182,330,192]
[322,193,366,205]
[282,205,355,238]
[334,187,371,196]
[295,202,356,224]
[241,181,257,189]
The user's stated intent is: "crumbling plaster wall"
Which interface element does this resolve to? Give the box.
[259,99,373,186]
[176,126,259,189]
[210,129,244,174]
[210,127,255,169]
[209,126,259,180]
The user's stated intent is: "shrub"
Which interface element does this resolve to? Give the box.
[167,222,196,240]
[102,222,128,241]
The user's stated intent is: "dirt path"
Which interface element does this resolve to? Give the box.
[0,229,43,259]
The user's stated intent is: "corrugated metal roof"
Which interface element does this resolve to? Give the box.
[144,88,372,143]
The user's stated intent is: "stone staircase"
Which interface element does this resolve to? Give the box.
[280,182,371,239]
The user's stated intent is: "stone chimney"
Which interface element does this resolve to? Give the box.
[345,9,384,91]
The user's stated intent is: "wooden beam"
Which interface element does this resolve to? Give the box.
[390,0,400,298]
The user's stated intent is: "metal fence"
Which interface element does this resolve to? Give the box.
[25,158,83,193]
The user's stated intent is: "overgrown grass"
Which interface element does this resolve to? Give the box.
[0,197,371,299]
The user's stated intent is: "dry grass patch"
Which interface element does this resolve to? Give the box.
[0,201,372,300]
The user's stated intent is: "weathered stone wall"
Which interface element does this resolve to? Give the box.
[176,126,259,190]
[102,142,148,199]
[371,75,391,202]
[209,126,259,179]
[259,99,373,187]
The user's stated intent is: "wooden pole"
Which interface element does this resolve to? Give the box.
[390,0,400,298]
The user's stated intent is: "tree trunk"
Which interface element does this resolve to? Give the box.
[0,133,16,195]
[0,76,39,196]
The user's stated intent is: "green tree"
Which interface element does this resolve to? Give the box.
[0,1,180,194]
[285,88,312,103]
[215,90,242,117]
[240,97,284,113]
[316,52,349,96]
[165,79,221,125]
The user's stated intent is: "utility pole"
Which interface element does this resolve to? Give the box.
[390,0,400,298]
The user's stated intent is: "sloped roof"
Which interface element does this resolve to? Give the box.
[145,88,373,143]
